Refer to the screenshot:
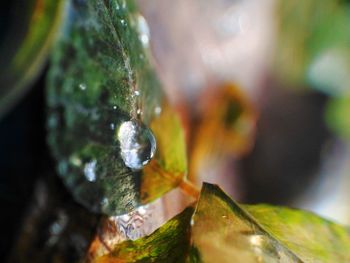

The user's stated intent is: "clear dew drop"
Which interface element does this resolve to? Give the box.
[100,197,109,207]
[58,161,68,175]
[83,160,97,182]
[120,19,127,27]
[69,155,82,167]
[190,217,195,226]
[136,15,150,48]
[113,204,151,240]
[247,233,291,261]
[79,83,87,90]
[47,211,68,246]
[117,120,156,170]
[154,106,162,116]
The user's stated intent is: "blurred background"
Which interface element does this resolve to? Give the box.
[137,0,350,224]
[1,0,350,260]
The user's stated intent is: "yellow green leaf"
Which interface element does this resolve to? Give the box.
[86,183,350,262]
[245,204,350,262]
[192,183,300,263]
[193,183,350,262]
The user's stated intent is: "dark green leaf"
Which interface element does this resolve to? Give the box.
[47,0,187,215]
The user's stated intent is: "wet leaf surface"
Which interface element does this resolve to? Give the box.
[47,0,187,215]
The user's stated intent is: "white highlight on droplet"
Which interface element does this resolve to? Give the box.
[79,83,87,90]
[120,19,126,26]
[84,160,97,182]
[154,106,162,115]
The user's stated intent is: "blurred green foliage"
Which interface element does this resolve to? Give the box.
[0,0,64,117]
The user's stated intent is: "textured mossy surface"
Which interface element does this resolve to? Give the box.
[47,0,186,215]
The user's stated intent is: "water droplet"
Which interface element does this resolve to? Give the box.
[190,218,195,226]
[120,19,127,27]
[136,15,150,48]
[120,214,130,222]
[134,90,140,96]
[117,120,156,170]
[84,160,97,182]
[79,83,87,90]
[138,206,147,215]
[250,234,265,247]
[154,106,162,115]
[47,211,68,246]
[58,161,68,175]
[49,211,68,236]
[112,204,151,240]
[136,109,142,115]
[48,114,59,128]
[110,123,115,130]
[101,197,109,206]
[69,155,82,167]
[113,105,117,110]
